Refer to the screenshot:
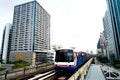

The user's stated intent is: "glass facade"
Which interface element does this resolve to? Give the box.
[103,11,117,60]
[106,0,120,59]
[55,49,74,62]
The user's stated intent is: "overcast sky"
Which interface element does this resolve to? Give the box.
[0,0,107,52]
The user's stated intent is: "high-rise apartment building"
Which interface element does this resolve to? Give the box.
[9,1,50,64]
[1,23,12,63]
[106,0,120,59]
[11,1,50,52]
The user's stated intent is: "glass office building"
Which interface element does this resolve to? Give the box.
[106,0,120,59]
[103,11,117,60]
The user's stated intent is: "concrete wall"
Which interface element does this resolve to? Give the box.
[9,52,35,65]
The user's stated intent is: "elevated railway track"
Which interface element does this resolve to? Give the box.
[21,58,93,80]
[0,58,93,80]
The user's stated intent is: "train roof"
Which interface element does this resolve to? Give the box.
[56,48,74,51]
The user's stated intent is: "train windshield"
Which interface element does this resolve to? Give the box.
[55,49,74,62]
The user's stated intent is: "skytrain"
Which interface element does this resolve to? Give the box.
[54,49,91,73]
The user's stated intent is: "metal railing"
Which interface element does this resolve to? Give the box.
[0,63,54,80]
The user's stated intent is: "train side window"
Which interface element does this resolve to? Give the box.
[78,54,82,58]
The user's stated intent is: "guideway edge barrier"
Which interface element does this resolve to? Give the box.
[68,58,93,80]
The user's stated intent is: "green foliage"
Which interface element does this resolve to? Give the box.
[0,60,2,63]
[0,67,5,71]
[97,55,109,63]
[0,59,3,63]
[113,59,120,64]
[7,61,13,64]
[12,60,30,69]
[113,59,120,69]
[114,64,120,68]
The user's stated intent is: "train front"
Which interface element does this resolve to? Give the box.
[54,49,76,73]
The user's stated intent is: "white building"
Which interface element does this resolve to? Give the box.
[1,23,12,63]
[10,1,50,52]
[9,1,50,65]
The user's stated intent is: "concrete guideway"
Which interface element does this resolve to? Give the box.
[68,58,93,80]
[86,64,106,80]
[68,56,120,80]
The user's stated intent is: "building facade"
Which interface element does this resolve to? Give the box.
[106,0,120,59]
[11,1,50,52]
[1,23,12,63]
[103,11,117,60]
[9,1,50,65]
[99,32,107,57]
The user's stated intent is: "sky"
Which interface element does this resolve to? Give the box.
[0,0,107,52]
